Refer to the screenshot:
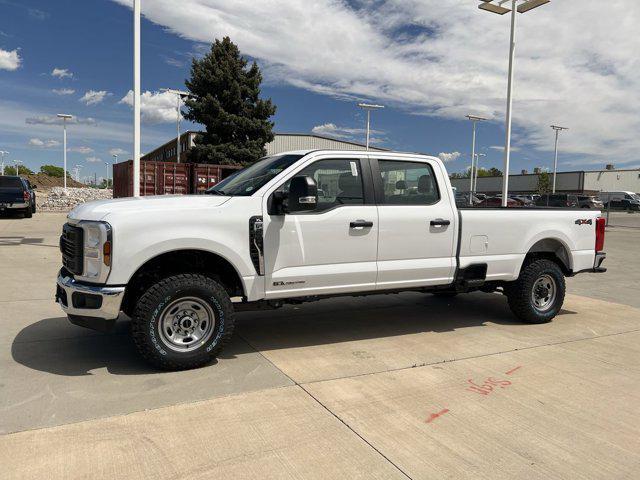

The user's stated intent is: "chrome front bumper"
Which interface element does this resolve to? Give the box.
[56,271,125,320]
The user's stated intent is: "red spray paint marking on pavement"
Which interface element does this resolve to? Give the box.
[425,408,450,423]
[505,366,522,375]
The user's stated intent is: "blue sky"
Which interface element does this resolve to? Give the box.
[1,0,637,181]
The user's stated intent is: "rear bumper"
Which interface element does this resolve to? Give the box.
[572,252,606,275]
[593,252,607,273]
[0,201,28,210]
[56,270,125,332]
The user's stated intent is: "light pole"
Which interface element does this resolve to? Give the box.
[478,0,551,206]
[133,0,141,196]
[105,162,110,189]
[57,114,73,190]
[550,125,568,193]
[473,153,487,194]
[14,160,22,176]
[466,115,487,204]
[357,103,385,150]
[161,88,191,163]
[74,164,82,183]
[0,150,8,175]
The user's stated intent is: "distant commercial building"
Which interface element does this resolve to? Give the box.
[141,131,386,164]
[451,165,640,195]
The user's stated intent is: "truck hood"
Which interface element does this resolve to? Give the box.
[68,195,232,222]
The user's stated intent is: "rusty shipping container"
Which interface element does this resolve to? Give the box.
[113,160,241,198]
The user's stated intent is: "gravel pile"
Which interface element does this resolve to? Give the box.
[39,187,113,211]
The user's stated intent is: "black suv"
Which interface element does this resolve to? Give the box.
[535,193,579,208]
[0,176,36,217]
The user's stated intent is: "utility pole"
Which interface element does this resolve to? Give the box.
[160,88,191,163]
[550,125,568,193]
[466,115,486,205]
[357,103,384,150]
[133,0,141,196]
[57,114,73,191]
[0,150,8,175]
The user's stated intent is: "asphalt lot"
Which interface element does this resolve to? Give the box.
[1,212,640,479]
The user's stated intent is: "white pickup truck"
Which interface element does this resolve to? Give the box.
[56,150,607,370]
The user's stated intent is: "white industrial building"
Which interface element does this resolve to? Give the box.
[451,167,640,195]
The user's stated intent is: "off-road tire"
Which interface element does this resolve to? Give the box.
[505,259,565,324]
[131,274,235,370]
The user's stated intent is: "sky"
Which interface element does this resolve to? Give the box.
[1,0,639,182]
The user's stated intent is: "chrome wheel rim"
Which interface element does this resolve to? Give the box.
[158,297,215,352]
[531,274,557,312]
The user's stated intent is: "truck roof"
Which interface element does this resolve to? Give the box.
[276,149,433,158]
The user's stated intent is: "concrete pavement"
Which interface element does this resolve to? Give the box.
[1,212,640,479]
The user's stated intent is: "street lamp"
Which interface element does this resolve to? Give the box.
[550,125,568,193]
[57,113,73,190]
[74,164,82,183]
[112,153,118,163]
[133,0,141,196]
[357,103,384,150]
[478,0,551,206]
[0,150,8,175]
[473,153,487,194]
[105,162,110,189]
[160,88,192,163]
[14,159,22,176]
[466,115,487,204]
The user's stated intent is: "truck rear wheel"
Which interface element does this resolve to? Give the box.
[505,259,565,324]
[131,274,235,370]
[23,206,32,218]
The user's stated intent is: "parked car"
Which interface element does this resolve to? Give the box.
[577,195,604,209]
[0,176,36,217]
[477,196,518,207]
[535,194,579,208]
[56,150,607,370]
[597,191,640,211]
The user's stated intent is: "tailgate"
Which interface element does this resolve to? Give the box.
[0,188,24,204]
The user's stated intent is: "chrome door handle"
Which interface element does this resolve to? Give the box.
[350,220,373,228]
[430,219,451,227]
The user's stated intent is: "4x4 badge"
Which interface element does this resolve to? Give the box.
[575,219,593,225]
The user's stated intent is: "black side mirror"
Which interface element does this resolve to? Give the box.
[288,175,318,213]
[32,184,37,189]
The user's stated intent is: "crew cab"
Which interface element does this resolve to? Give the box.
[0,176,36,217]
[55,150,607,370]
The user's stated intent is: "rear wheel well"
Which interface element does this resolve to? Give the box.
[524,239,572,275]
[121,250,244,317]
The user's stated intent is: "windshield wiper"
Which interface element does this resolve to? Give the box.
[206,189,226,196]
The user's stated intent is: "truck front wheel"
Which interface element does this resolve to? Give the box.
[505,259,565,324]
[131,274,235,370]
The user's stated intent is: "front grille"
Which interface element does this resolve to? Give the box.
[249,216,264,275]
[60,223,84,275]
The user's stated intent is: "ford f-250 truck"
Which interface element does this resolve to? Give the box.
[56,150,607,370]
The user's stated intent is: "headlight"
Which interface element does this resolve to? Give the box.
[79,221,112,283]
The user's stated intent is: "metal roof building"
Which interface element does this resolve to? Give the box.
[141,131,386,164]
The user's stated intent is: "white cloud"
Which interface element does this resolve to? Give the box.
[25,115,97,126]
[68,146,94,154]
[28,138,60,148]
[51,67,73,79]
[52,88,75,95]
[111,0,640,163]
[108,148,128,156]
[438,151,461,162]
[79,90,110,106]
[0,48,21,71]
[311,123,384,144]
[86,156,102,163]
[489,145,520,153]
[119,89,180,124]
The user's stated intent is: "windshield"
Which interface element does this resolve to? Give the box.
[205,154,304,196]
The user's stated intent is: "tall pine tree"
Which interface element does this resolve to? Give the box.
[184,37,276,165]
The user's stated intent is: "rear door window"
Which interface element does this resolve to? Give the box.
[0,177,22,188]
[377,160,440,205]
